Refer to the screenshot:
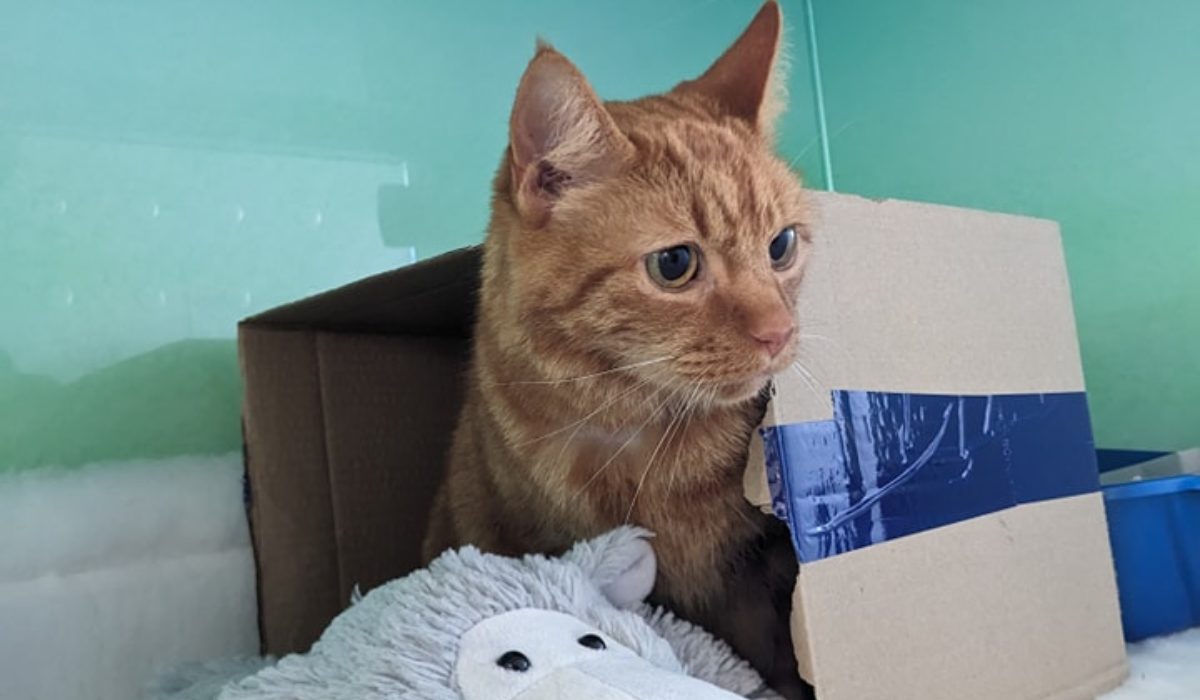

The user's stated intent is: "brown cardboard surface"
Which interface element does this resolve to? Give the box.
[747,191,1087,508]
[316,333,466,603]
[238,249,475,654]
[238,193,1127,696]
[792,495,1127,700]
[240,328,467,653]
[776,191,1084,425]
[240,327,341,653]
[754,192,1126,697]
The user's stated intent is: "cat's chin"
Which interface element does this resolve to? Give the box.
[710,373,774,406]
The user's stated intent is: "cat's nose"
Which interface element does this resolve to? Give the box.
[750,314,795,359]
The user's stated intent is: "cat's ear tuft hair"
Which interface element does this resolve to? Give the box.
[508,43,634,227]
[674,1,787,139]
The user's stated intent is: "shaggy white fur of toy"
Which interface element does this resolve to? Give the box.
[164,528,772,696]
[152,630,1200,700]
[148,527,775,699]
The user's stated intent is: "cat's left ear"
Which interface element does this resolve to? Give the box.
[674,1,786,138]
[508,43,636,228]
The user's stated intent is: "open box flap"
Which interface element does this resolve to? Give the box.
[242,246,481,335]
[239,247,479,653]
[745,192,1125,698]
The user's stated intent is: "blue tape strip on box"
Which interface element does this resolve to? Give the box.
[762,391,1099,563]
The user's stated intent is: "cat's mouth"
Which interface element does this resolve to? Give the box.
[670,345,797,406]
[702,351,798,405]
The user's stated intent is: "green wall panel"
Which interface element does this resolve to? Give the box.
[810,0,1199,450]
[0,1,818,471]
[6,0,1187,471]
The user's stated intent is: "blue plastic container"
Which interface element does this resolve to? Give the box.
[1100,450,1200,642]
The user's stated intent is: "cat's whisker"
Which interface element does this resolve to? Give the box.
[795,317,834,329]
[790,119,857,169]
[791,345,834,386]
[489,356,674,387]
[790,361,822,393]
[798,331,840,345]
[624,387,691,524]
[729,496,759,529]
[551,406,593,471]
[682,380,704,424]
[666,381,705,499]
[789,361,826,401]
[787,139,818,170]
[663,383,695,499]
[726,399,760,531]
[574,383,676,495]
[575,382,683,499]
[515,371,661,448]
[792,352,831,387]
[797,332,853,364]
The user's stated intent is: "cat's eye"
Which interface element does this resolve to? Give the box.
[646,244,699,289]
[769,226,799,270]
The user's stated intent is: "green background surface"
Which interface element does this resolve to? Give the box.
[1,0,1195,471]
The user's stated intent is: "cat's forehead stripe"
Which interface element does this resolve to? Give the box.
[611,98,793,246]
[637,118,776,243]
[690,141,777,245]
[689,196,714,243]
[702,170,743,241]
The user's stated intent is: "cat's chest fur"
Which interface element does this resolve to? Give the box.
[531,403,768,609]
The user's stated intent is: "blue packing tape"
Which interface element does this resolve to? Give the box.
[762,391,1098,562]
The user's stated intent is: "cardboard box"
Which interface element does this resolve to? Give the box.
[744,193,1128,699]
[238,192,1128,697]
[238,249,477,651]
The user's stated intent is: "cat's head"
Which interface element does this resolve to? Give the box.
[488,2,808,407]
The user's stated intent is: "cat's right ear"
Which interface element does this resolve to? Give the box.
[509,43,635,228]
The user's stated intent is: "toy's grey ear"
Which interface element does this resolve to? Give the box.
[565,527,657,608]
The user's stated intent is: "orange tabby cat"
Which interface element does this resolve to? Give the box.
[424,2,810,696]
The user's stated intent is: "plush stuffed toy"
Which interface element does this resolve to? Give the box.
[150,527,782,700]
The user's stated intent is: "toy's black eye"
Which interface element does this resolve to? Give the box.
[577,634,607,650]
[497,651,531,672]
[646,244,699,289]
[769,226,798,269]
